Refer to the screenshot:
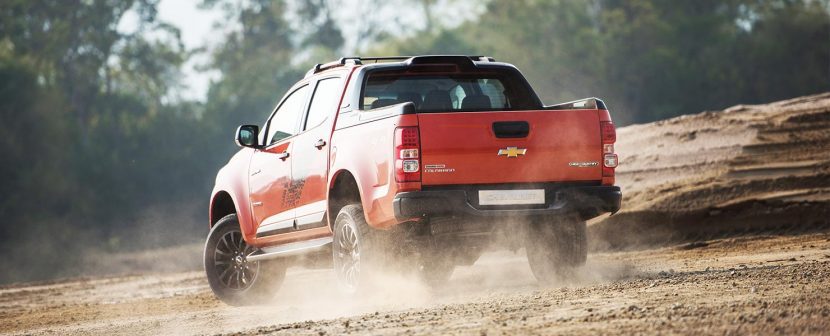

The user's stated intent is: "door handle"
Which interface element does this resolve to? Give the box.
[314,139,326,149]
[252,201,263,207]
[277,151,290,160]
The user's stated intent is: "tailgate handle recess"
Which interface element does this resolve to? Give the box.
[492,121,530,138]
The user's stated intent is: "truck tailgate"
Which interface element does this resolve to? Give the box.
[417,110,602,185]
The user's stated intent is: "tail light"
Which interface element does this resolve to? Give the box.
[600,121,617,182]
[394,126,421,182]
[601,121,616,143]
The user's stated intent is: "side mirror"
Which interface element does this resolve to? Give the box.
[235,125,261,148]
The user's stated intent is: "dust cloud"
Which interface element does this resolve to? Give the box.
[195,242,641,334]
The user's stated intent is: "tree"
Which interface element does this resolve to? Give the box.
[201,0,301,154]
[0,0,198,283]
[383,0,829,124]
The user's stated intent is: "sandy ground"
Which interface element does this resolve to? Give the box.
[1,93,829,335]
[2,233,829,335]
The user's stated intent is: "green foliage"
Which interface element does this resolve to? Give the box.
[0,0,201,283]
[383,0,829,124]
[201,0,302,153]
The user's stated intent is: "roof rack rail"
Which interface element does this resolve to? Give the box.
[470,55,496,62]
[348,56,411,63]
[348,55,495,64]
[304,57,364,78]
[305,55,496,77]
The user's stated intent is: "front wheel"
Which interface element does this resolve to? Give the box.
[204,214,286,306]
[525,216,587,284]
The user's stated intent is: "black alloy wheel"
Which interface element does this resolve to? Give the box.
[335,214,361,292]
[204,214,286,305]
[213,229,259,290]
[332,204,389,293]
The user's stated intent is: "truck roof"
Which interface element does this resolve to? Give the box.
[304,55,502,79]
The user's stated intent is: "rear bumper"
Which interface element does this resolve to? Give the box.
[393,185,621,221]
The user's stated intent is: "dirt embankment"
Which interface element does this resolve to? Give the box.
[1,93,829,335]
[591,93,830,249]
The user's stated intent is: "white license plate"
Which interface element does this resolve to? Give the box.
[478,189,545,205]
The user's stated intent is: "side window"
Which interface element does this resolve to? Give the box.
[304,77,343,130]
[266,85,309,145]
[450,85,466,109]
[478,79,508,109]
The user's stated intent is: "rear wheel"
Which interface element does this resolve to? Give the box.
[525,216,587,284]
[204,214,286,305]
[332,204,389,293]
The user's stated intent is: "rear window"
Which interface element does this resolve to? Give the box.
[361,70,540,112]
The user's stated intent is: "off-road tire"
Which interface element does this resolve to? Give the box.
[332,204,389,293]
[525,216,587,284]
[204,214,286,306]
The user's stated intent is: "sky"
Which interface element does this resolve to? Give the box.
[155,0,225,102]
[117,0,224,101]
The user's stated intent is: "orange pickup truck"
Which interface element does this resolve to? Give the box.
[204,55,621,305]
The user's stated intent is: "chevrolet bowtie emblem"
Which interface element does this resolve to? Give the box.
[497,147,527,158]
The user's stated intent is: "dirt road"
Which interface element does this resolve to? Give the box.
[2,93,829,335]
[2,232,829,335]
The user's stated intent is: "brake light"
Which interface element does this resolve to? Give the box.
[600,121,617,182]
[601,121,616,143]
[395,126,421,182]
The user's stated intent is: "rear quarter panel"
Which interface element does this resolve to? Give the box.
[329,111,419,229]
